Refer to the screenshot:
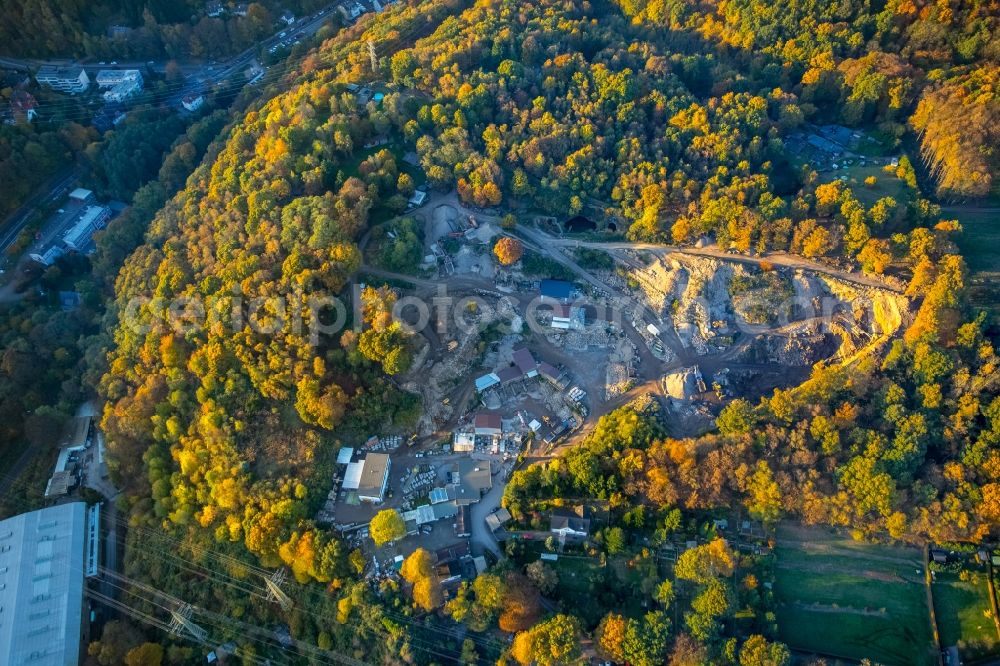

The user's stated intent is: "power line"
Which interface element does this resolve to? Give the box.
[0,480,499,664]
[18,6,435,124]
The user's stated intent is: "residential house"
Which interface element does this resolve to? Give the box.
[549,506,591,539]
[97,69,143,102]
[96,69,142,87]
[9,90,37,122]
[35,66,89,93]
[182,93,205,112]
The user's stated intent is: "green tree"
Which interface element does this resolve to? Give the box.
[739,635,791,666]
[604,526,626,554]
[717,399,755,435]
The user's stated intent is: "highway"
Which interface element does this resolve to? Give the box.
[0,3,343,79]
[0,2,355,256]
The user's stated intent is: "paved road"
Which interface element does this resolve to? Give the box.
[469,475,505,559]
[0,165,82,254]
[0,4,342,78]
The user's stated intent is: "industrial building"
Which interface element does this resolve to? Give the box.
[473,412,502,438]
[343,453,391,503]
[539,278,574,303]
[452,432,475,453]
[45,416,92,499]
[0,502,96,665]
[35,66,90,94]
[549,304,585,330]
[450,460,492,505]
[62,205,111,251]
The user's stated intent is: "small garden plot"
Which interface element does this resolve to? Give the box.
[933,570,1000,660]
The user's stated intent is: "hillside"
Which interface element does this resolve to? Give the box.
[89,0,1000,663]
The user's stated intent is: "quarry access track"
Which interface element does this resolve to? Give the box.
[517,228,906,295]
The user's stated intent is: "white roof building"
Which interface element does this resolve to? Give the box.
[181,93,204,112]
[407,190,428,208]
[95,69,142,88]
[63,206,111,251]
[0,502,89,666]
[342,462,364,490]
[68,188,93,202]
[35,66,89,94]
[102,76,143,103]
[452,432,475,452]
[30,246,65,267]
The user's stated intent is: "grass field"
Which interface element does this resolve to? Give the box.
[933,571,1000,660]
[953,209,1000,274]
[817,164,909,208]
[773,524,936,665]
[950,208,1000,315]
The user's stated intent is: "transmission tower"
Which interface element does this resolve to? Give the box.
[264,568,294,612]
[368,40,378,74]
[169,603,209,643]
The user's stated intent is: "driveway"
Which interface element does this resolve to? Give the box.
[469,470,506,559]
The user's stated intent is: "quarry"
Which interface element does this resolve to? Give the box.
[360,190,911,446]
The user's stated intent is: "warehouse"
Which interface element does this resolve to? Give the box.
[0,502,91,665]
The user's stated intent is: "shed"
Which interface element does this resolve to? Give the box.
[475,372,500,392]
[512,347,537,377]
[342,462,364,490]
[68,187,94,203]
[474,412,502,437]
[540,279,573,302]
[494,366,519,384]
[453,432,475,452]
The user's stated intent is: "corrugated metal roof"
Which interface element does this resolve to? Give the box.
[342,461,363,489]
[0,502,87,666]
[475,373,500,391]
[540,279,573,300]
